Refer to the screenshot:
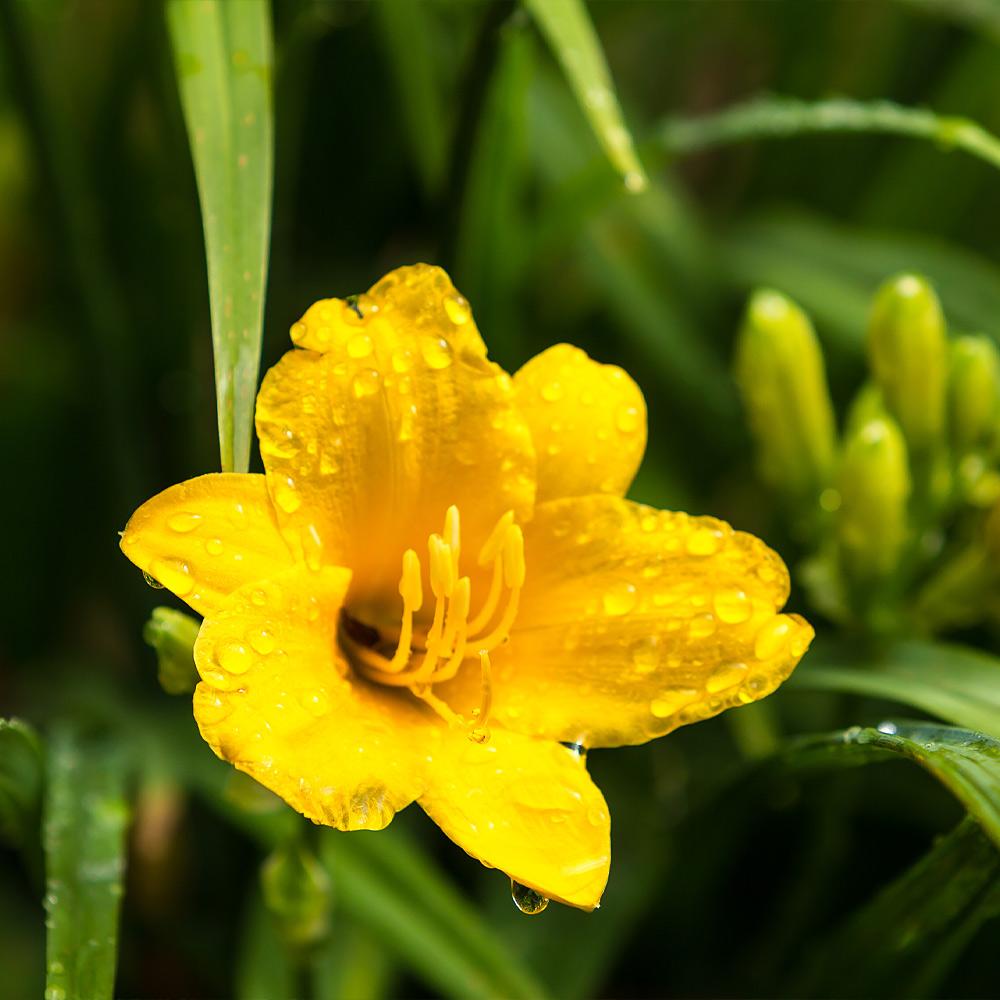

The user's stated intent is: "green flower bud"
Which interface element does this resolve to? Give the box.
[143,607,200,695]
[735,288,837,500]
[261,839,333,949]
[837,416,911,580]
[867,273,947,454]
[949,335,1000,454]
[844,382,886,439]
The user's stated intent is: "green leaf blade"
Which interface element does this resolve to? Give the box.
[0,717,43,848]
[523,0,646,192]
[166,0,274,473]
[44,727,130,1000]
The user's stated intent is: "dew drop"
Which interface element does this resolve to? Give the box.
[511,879,549,915]
[346,333,373,358]
[630,636,660,674]
[167,511,202,533]
[754,615,793,660]
[205,537,224,556]
[250,629,275,655]
[142,571,164,589]
[541,381,564,402]
[218,642,252,674]
[713,588,751,624]
[616,405,641,433]
[353,368,381,398]
[602,581,637,616]
[686,528,721,556]
[290,321,307,343]
[689,614,716,639]
[706,662,748,694]
[444,294,471,325]
[421,336,452,370]
[392,348,414,373]
[650,687,698,718]
[275,483,301,514]
[303,690,330,717]
[150,558,193,596]
[250,588,267,607]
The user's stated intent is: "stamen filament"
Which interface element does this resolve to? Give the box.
[465,557,503,635]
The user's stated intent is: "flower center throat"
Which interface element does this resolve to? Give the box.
[339,506,524,742]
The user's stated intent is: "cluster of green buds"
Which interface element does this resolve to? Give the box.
[735,274,1000,635]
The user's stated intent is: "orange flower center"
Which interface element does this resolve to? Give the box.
[339,506,524,742]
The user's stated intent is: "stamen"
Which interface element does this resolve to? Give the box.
[466,557,503,635]
[468,650,493,743]
[444,505,461,578]
[469,525,523,651]
[386,548,421,672]
[478,510,514,566]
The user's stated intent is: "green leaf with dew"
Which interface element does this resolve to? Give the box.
[790,639,1000,742]
[166,0,274,474]
[655,97,1000,175]
[44,726,129,1000]
[523,0,646,192]
[778,720,1000,847]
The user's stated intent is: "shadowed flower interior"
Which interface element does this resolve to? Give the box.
[120,263,813,910]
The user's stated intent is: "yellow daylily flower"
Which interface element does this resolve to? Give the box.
[120,264,813,911]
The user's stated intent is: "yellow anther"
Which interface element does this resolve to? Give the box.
[502,524,526,588]
[443,505,461,575]
[477,510,515,566]
[428,534,455,598]
[398,548,423,609]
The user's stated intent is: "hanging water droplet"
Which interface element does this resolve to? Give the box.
[142,571,164,589]
[511,879,549,915]
[561,741,587,760]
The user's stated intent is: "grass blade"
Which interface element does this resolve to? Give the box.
[166,0,274,473]
[790,639,1000,741]
[44,726,130,1000]
[523,0,646,192]
[656,96,1000,174]
[0,718,43,849]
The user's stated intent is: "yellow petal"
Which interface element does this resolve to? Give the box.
[419,732,610,910]
[120,473,294,617]
[440,495,812,748]
[514,344,646,501]
[193,566,428,831]
[256,264,536,614]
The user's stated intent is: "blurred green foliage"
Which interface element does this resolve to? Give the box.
[5,0,1000,997]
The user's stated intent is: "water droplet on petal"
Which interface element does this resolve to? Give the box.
[689,613,716,639]
[541,381,564,402]
[250,629,275,655]
[167,511,202,533]
[602,581,637,616]
[630,636,660,674]
[421,336,452,370]
[303,690,330,717]
[150,558,193,595]
[218,643,252,674]
[511,880,549,915]
[353,368,381,398]
[142,571,164,589]
[251,588,267,607]
[275,481,301,513]
[347,333,373,358]
[392,348,414,373]
[754,616,793,660]
[205,537,224,556]
[444,294,471,325]
[616,405,641,433]
[650,687,698,719]
[713,588,751,624]
[686,528,721,556]
[706,662,748,693]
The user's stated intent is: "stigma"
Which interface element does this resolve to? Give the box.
[342,505,524,741]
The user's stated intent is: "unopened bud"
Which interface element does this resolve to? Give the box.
[949,335,1000,454]
[735,289,836,500]
[844,382,887,439]
[143,607,200,694]
[261,839,333,949]
[867,273,947,453]
[837,416,911,579]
